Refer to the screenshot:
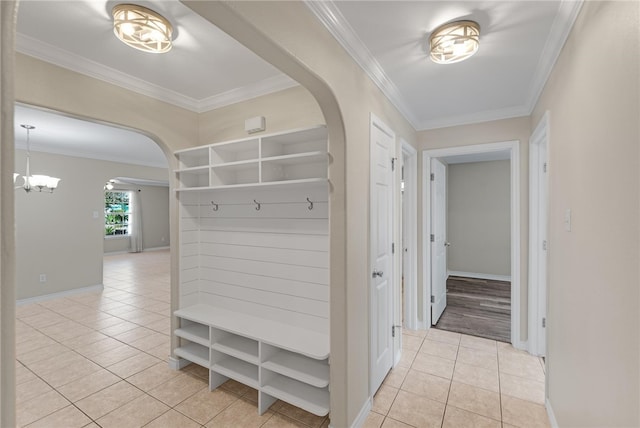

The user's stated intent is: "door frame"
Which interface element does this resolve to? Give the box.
[401,140,418,331]
[421,141,523,348]
[369,113,398,395]
[528,112,550,356]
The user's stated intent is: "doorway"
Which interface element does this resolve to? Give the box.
[422,141,523,348]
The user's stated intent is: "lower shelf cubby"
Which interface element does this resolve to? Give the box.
[211,354,259,389]
[261,369,329,417]
[174,342,209,368]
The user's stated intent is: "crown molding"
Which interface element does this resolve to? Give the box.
[197,74,299,112]
[525,0,584,113]
[15,142,168,169]
[417,105,530,132]
[16,33,299,114]
[305,0,420,129]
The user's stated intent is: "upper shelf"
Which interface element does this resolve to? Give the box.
[174,125,327,192]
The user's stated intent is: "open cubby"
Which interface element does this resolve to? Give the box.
[174,305,329,417]
[174,126,327,190]
[211,139,259,165]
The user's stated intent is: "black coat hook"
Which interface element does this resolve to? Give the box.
[254,199,261,211]
[307,197,314,210]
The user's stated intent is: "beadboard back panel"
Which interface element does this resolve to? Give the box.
[179,183,329,334]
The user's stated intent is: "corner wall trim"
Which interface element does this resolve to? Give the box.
[347,397,372,428]
[447,271,511,282]
[16,283,104,306]
[546,398,559,428]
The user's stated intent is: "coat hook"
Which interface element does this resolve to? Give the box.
[211,201,219,211]
[253,199,261,211]
[306,197,314,210]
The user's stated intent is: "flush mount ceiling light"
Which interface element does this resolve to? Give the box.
[429,20,480,64]
[112,4,173,53]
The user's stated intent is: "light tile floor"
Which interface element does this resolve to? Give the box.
[15,250,547,428]
[366,329,549,428]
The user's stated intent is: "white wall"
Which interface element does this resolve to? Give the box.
[531,2,639,426]
[15,149,168,300]
[447,160,510,277]
[103,183,170,253]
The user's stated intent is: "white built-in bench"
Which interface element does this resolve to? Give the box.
[174,304,329,417]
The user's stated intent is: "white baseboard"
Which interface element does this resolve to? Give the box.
[168,356,190,371]
[513,340,529,351]
[448,270,511,282]
[145,246,170,252]
[546,398,558,428]
[340,397,372,428]
[17,283,104,306]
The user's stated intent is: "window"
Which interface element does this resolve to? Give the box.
[105,191,131,236]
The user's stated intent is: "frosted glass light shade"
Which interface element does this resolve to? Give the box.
[112,4,173,53]
[13,173,19,183]
[429,20,480,64]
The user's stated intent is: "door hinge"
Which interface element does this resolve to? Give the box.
[543,162,548,173]
[542,317,546,328]
[392,325,396,338]
[542,240,547,251]
[392,242,395,254]
[430,234,435,242]
[430,295,435,303]
[430,173,435,181]
[401,165,405,180]
[391,157,397,171]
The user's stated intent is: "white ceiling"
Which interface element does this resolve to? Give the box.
[14,0,582,166]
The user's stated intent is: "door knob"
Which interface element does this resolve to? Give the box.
[372,270,383,278]
[444,242,451,247]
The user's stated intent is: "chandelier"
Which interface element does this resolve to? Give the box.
[14,124,61,193]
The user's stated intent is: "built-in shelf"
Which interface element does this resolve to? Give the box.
[212,334,259,364]
[174,342,208,368]
[174,305,329,417]
[175,323,209,346]
[175,125,327,191]
[262,348,329,388]
[262,371,329,417]
[212,357,259,389]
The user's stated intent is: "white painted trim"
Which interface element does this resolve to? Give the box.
[16,33,299,114]
[347,397,372,428]
[422,140,522,348]
[305,0,582,132]
[16,283,104,306]
[168,356,191,371]
[401,141,418,331]
[528,111,550,357]
[144,246,170,252]
[369,113,396,396]
[304,1,419,129]
[546,398,559,428]
[104,246,170,256]
[447,271,511,282]
[525,0,584,115]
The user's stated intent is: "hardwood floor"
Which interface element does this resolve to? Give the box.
[434,276,511,343]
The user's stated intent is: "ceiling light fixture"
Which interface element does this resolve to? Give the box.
[15,124,61,193]
[112,4,173,53]
[429,20,480,64]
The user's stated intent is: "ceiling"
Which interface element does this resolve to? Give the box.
[14,0,582,166]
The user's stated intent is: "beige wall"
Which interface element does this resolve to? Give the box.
[103,183,170,254]
[447,160,510,277]
[531,1,639,426]
[199,85,324,143]
[15,149,168,300]
[418,116,530,338]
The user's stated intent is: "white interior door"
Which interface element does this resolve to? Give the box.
[431,158,447,325]
[529,113,549,356]
[370,116,394,395]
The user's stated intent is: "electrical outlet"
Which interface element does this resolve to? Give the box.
[39,274,46,283]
